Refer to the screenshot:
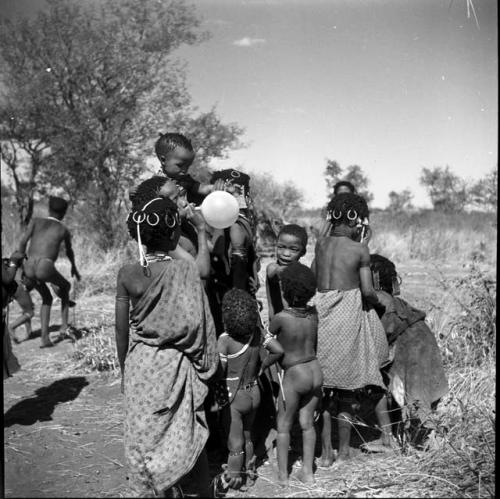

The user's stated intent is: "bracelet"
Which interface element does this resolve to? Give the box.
[8,260,19,268]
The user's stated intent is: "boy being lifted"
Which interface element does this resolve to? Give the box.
[17,196,81,347]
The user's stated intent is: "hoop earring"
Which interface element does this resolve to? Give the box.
[347,209,358,221]
[147,213,160,226]
[332,209,342,220]
[230,170,241,178]
[132,211,146,224]
[165,212,177,228]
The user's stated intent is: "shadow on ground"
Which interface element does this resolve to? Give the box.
[4,376,89,427]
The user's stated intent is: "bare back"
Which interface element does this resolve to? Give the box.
[24,218,69,262]
[270,309,318,369]
[314,236,368,291]
[117,261,172,307]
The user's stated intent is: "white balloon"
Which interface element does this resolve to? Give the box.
[200,191,239,229]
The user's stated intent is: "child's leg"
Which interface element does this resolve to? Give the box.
[319,391,335,467]
[223,404,246,490]
[337,411,352,462]
[11,285,34,341]
[276,377,300,487]
[297,389,321,483]
[242,385,260,475]
[375,394,395,447]
[34,282,53,347]
[46,270,71,333]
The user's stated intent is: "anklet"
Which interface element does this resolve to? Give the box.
[228,450,245,457]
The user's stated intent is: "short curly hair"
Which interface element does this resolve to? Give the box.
[154,132,193,160]
[278,224,308,255]
[130,176,168,209]
[280,262,317,308]
[370,254,398,294]
[222,288,259,342]
[126,197,180,251]
[333,180,356,195]
[327,192,369,227]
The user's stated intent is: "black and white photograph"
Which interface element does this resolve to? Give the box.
[1,0,496,497]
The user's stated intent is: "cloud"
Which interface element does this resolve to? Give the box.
[233,37,266,47]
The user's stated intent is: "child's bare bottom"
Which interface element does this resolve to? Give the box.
[277,359,323,487]
[23,258,71,346]
[221,383,261,490]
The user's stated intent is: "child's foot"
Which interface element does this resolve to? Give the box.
[296,468,315,485]
[69,300,76,308]
[276,472,289,488]
[316,450,337,469]
[361,437,398,453]
[336,451,350,463]
[212,473,229,498]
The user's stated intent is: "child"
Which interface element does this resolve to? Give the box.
[312,193,390,466]
[367,254,449,449]
[214,289,283,494]
[154,132,220,205]
[266,224,308,321]
[16,196,81,347]
[115,195,218,497]
[268,262,323,486]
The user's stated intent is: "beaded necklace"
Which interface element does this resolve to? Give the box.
[144,252,172,264]
[283,306,314,318]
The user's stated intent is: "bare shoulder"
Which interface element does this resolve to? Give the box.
[117,263,139,283]
[217,333,228,353]
[266,262,279,277]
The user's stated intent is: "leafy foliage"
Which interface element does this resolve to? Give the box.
[323,160,374,204]
[467,167,497,212]
[0,0,244,247]
[388,189,414,212]
[419,166,468,212]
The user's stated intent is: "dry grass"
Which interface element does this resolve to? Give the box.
[2,200,496,497]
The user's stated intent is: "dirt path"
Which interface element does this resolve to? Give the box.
[3,261,464,498]
[4,335,130,498]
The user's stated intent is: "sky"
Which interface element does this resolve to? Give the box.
[1,0,497,209]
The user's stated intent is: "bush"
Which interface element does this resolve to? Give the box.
[436,263,496,368]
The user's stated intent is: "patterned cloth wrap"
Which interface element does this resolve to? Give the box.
[124,260,218,496]
[381,296,449,423]
[315,288,389,390]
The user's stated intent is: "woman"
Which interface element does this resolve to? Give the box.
[115,194,218,496]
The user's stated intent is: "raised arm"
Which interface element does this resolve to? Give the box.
[229,222,249,290]
[186,207,210,278]
[115,268,130,392]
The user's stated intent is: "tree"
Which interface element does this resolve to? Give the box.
[387,189,414,212]
[250,171,303,222]
[0,0,244,248]
[419,166,468,212]
[343,165,374,205]
[324,159,342,196]
[467,168,497,212]
[323,159,373,204]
